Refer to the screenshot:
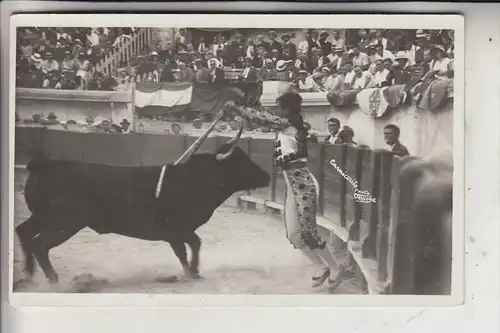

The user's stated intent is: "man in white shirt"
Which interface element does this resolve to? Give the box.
[373,59,390,87]
[373,44,395,62]
[351,47,370,71]
[430,45,452,79]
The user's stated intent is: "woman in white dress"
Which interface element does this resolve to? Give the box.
[224,91,345,292]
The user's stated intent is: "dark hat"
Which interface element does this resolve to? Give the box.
[319,30,329,37]
[65,50,71,55]
[334,47,344,53]
[47,112,57,120]
[120,119,130,125]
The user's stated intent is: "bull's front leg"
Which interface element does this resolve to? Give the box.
[185,232,202,279]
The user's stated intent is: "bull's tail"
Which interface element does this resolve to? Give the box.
[24,155,51,215]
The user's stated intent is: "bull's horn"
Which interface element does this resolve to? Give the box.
[216,122,244,161]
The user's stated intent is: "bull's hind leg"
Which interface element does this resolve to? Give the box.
[185,232,202,279]
[31,223,83,283]
[14,216,42,285]
[170,240,194,279]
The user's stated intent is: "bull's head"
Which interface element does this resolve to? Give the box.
[215,123,270,191]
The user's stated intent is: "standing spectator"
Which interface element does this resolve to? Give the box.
[330,30,346,51]
[387,52,411,85]
[238,57,261,106]
[383,124,409,157]
[112,28,132,47]
[356,29,370,53]
[120,119,132,134]
[195,35,208,55]
[337,125,357,147]
[324,117,341,144]
[175,28,190,48]
[19,37,33,61]
[115,68,132,91]
[281,32,297,60]
[318,31,332,56]
[209,36,220,56]
[298,30,311,55]
[304,122,319,143]
[254,35,268,52]
[208,59,225,86]
[268,31,282,54]
[404,39,424,66]
[159,63,176,83]
[171,123,182,135]
[383,30,401,53]
[351,46,370,71]
[87,28,100,47]
[36,39,55,57]
[310,47,330,74]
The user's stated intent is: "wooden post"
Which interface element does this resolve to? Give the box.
[361,150,380,259]
[349,147,364,242]
[269,165,277,202]
[375,150,393,283]
[318,144,325,216]
[339,145,348,228]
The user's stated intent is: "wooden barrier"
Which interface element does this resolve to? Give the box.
[14,126,452,295]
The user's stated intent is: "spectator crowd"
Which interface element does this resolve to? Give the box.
[17,27,454,96]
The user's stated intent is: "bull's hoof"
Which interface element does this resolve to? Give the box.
[156,275,178,283]
[190,272,202,280]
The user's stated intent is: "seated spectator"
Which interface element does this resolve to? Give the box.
[55,70,78,90]
[312,67,336,91]
[387,52,412,85]
[276,59,297,82]
[383,124,409,157]
[373,59,390,87]
[195,36,208,55]
[310,47,330,74]
[35,38,55,58]
[30,52,43,70]
[114,68,132,91]
[177,62,194,82]
[327,47,350,72]
[298,30,311,55]
[75,53,92,89]
[373,43,395,62]
[295,70,315,92]
[343,64,355,88]
[61,50,77,72]
[351,66,375,91]
[259,59,279,81]
[351,46,370,71]
[270,48,281,65]
[404,39,424,66]
[430,45,452,79]
[40,52,60,88]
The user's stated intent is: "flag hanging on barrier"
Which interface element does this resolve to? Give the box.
[134,82,245,116]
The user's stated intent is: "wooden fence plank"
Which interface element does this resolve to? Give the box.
[361,150,380,260]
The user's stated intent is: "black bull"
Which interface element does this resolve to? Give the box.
[15,134,271,285]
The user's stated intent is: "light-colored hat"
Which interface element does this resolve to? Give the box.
[432,45,446,53]
[280,32,292,40]
[30,53,42,61]
[276,59,292,71]
[321,67,331,73]
[298,70,308,75]
[334,47,344,53]
[151,51,159,56]
[415,29,428,39]
[394,51,409,60]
